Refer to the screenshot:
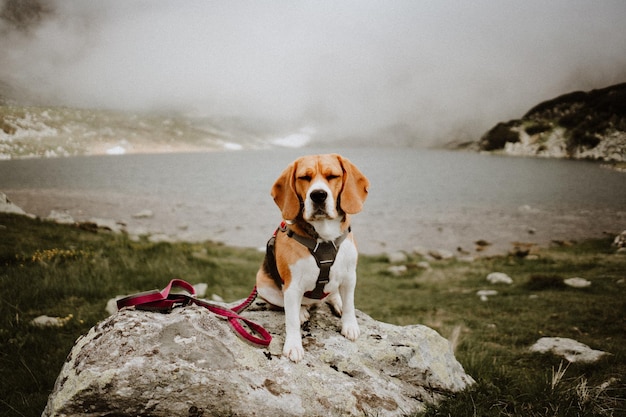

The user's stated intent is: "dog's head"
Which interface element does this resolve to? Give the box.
[272,154,369,221]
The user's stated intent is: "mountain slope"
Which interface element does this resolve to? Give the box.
[0,104,268,158]
[478,83,626,161]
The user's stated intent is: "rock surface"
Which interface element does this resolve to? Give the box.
[476,289,498,301]
[0,191,26,214]
[385,251,408,264]
[46,210,75,224]
[486,272,513,285]
[563,277,591,288]
[43,301,474,417]
[613,230,626,249]
[530,337,609,363]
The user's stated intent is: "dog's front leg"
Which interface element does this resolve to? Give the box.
[339,272,360,341]
[282,286,305,362]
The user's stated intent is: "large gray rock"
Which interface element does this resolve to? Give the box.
[43,301,474,417]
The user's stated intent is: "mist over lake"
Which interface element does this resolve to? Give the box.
[2,147,624,255]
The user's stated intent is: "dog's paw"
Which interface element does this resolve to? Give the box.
[341,321,360,341]
[283,340,305,362]
[299,305,310,324]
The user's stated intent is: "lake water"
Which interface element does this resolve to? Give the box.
[1,147,625,255]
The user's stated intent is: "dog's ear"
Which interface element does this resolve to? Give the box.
[271,161,301,221]
[338,155,369,214]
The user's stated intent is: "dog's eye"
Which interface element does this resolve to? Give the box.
[326,174,339,181]
[298,175,312,182]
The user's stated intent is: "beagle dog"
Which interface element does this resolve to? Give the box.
[256,154,369,362]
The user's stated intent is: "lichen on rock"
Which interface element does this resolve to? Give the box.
[43,301,474,417]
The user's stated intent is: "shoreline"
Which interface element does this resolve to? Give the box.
[3,188,623,259]
[2,144,625,258]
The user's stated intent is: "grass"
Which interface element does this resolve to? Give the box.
[1,212,625,416]
[358,242,626,416]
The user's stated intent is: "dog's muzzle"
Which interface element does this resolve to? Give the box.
[310,189,327,205]
[308,188,330,218]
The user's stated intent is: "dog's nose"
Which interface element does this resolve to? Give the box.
[310,189,327,204]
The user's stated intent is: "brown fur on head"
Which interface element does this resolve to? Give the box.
[271,153,369,221]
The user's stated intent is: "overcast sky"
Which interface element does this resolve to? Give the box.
[2,0,626,146]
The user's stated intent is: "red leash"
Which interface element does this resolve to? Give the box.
[116,279,271,347]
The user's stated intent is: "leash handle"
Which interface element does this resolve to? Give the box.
[117,280,271,347]
[117,278,196,311]
[191,296,272,347]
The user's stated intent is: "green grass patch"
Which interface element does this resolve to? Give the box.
[357,241,626,416]
[1,212,625,416]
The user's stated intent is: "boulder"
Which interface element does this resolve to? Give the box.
[387,265,408,276]
[47,210,75,224]
[193,283,208,298]
[428,249,454,260]
[530,337,609,363]
[87,217,127,234]
[563,277,591,288]
[30,314,73,328]
[43,301,474,417]
[0,192,26,214]
[486,272,513,285]
[417,261,432,269]
[476,289,498,301]
[412,246,429,257]
[385,251,408,263]
[613,230,626,249]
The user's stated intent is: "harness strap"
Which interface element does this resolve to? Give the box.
[267,223,351,300]
[117,279,271,347]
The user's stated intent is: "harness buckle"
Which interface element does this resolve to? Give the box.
[266,223,352,300]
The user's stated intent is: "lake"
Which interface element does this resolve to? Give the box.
[1,147,625,255]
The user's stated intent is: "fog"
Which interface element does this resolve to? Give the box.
[2,0,626,146]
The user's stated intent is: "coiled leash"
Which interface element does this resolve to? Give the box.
[116,279,271,347]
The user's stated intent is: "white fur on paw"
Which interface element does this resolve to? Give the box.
[299,306,310,324]
[283,341,304,362]
[341,322,360,341]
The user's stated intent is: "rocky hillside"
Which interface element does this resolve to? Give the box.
[477,83,626,161]
[0,104,271,159]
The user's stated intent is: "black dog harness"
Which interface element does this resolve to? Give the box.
[265,222,351,300]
